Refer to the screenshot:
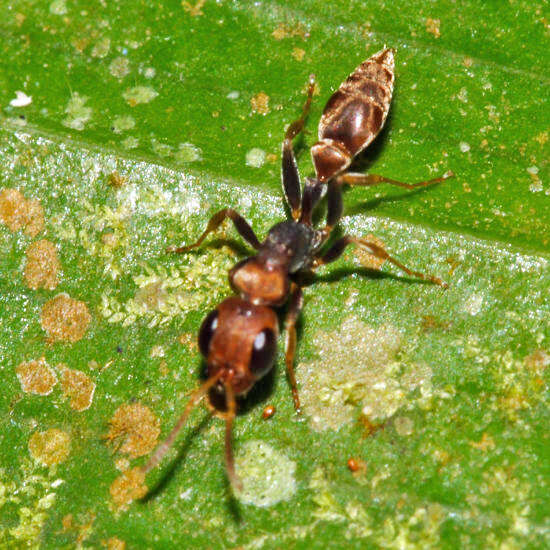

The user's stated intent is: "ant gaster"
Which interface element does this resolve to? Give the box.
[143,48,453,489]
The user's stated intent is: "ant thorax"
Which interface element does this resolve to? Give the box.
[230,220,316,306]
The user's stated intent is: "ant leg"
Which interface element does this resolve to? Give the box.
[336,170,454,190]
[142,372,222,475]
[299,177,326,226]
[314,236,448,288]
[224,383,242,491]
[315,181,343,245]
[282,75,316,221]
[284,283,304,413]
[167,208,261,253]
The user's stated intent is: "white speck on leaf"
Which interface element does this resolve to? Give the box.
[10,91,32,107]
[463,293,483,315]
[49,0,67,15]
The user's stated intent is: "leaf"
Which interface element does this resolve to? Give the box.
[0,1,548,548]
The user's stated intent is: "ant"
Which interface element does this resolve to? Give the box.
[142,48,453,490]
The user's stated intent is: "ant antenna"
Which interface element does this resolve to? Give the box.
[142,371,223,475]
[224,382,242,491]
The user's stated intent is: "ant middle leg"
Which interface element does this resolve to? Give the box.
[167,208,261,253]
[282,75,316,221]
[314,170,453,247]
[284,282,304,413]
[314,235,448,288]
[336,170,454,190]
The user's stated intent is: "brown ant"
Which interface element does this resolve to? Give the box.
[142,48,453,490]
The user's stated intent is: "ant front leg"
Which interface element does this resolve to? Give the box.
[336,170,454,190]
[299,177,326,226]
[315,236,448,288]
[314,180,344,245]
[167,208,261,253]
[284,282,304,413]
[282,75,316,221]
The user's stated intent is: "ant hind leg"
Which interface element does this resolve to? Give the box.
[336,170,454,190]
[314,235,448,288]
[284,283,304,413]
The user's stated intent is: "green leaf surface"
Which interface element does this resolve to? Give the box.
[0,1,548,548]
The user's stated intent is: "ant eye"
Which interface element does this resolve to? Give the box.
[250,329,277,377]
[198,310,218,356]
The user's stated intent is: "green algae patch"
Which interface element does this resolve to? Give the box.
[0,459,63,547]
[122,87,158,107]
[298,317,435,431]
[112,115,136,135]
[235,441,297,507]
[62,94,92,131]
[175,143,203,163]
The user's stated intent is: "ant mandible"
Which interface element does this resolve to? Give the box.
[142,48,453,490]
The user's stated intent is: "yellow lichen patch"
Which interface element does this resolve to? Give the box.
[534,131,548,145]
[250,92,270,115]
[425,17,441,38]
[178,332,198,352]
[28,429,71,466]
[469,433,495,452]
[108,171,127,188]
[0,188,44,237]
[105,402,160,458]
[24,239,60,290]
[16,357,58,395]
[352,234,387,270]
[182,0,205,16]
[105,537,126,550]
[41,293,91,343]
[298,317,433,431]
[271,22,309,40]
[524,349,549,373]
[61,514,73,531]
[61,368,96,411]
[291,47,306,61]
[421,315,452,332]
[110,467,147,509]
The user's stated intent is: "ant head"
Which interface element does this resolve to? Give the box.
[198,297,279,397]
[311,139,351,182]
[229,257,289,306]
